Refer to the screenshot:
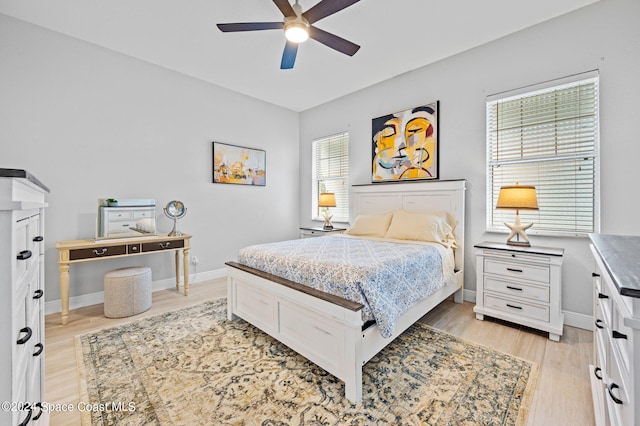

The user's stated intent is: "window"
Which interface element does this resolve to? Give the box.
[312,132,349,223]
[486,72,600,236]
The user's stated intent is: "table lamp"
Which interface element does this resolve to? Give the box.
[496,184,538,247]
[318,192,337,230]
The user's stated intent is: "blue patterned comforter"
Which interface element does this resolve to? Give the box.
[237,234,454,338]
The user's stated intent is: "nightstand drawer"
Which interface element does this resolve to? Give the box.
[484,294,550,322]
[484,276,549,303]
[485,259,550,284]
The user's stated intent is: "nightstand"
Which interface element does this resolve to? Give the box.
[299,226,347,239]
[473,241,564,341]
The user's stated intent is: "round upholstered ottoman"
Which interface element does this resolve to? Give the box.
[104,266,152,318]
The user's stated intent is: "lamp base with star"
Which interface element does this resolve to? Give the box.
[504,211,533,247]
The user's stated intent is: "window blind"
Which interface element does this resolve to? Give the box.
[312,132,349,222]
[486,73,599,236]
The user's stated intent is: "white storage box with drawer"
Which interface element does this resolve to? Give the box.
[473,241,564,341]
[0,169,49,425]
[589,234,640,426]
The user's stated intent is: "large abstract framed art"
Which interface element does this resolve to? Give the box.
[212,142,266,186]
[371,101,439,182]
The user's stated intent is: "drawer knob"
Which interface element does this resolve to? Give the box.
[93,248,108,256]
[33,342,44,357]
[16,326,32,345]
[592,272,600,277]
[159,242,171,249]
[608,383,623,404]
[593,367,603,381]
[16,249,32,260]
[595,319,604,329]
[33,235,44,242]
[612,330,628,340]
[506,267,523,273]
[506,303,523,310]
[597,293,609,299]
[33,289,44,299]
[506,285,523,291]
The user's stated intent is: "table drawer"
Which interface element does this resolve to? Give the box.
[484,294,549,322]
[70,245,127,260]
[485,259,550,284]
[142,239,184,252]
[107,210,133,220]
[485,276,550,303]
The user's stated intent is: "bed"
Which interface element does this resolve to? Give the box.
[225,180,466,402]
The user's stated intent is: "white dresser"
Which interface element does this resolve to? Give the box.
[590,234,640,426]
[0,169,49,425]
[473,241,564,341]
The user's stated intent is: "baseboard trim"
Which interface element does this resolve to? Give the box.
[45,268,226,315]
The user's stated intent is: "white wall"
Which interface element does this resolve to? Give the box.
[0,14,300,303]
[299,0,640,321]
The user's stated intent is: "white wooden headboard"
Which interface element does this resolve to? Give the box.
[351,180,466,272]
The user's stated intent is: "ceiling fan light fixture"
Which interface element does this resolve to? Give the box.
[284,20,309,43]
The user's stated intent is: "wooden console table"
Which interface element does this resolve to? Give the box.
[55,233,191,325]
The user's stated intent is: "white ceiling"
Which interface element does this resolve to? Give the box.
[0,0,598,112]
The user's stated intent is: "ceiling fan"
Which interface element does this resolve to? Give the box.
[217,0,361,69]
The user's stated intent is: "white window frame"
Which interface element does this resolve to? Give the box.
[311,132,349,224]
[486,71,600,237]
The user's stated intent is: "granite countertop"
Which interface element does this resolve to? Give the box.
[590,234,640,298]
[0,168,50,193]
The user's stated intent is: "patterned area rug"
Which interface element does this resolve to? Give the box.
[75,298,538,425]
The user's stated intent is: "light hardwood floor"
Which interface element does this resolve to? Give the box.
[44,279,595,425]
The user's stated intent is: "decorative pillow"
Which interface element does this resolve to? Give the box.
[345,212,393,237]
[385,209,457,248]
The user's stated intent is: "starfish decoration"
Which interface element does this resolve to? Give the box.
[504,217,533,244]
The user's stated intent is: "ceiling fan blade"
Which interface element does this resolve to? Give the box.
[280,41,299,69]
[303,0,360,24]
[309,26,360,56]
[273,0,296,17]
[217,22,283,32]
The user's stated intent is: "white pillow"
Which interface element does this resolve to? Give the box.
[345,212,393,237]
[385,209,457,248]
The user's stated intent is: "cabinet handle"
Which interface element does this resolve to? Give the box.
[92,248,108,256]
[313,325,332,336]
[608,383,623,404]
[17,327,32,345]
[33,235,44,242]
[593,367,602,380]
[506,285,523,291]
[33,289,44,299]
[598,293,608,299]
[595,319,604,329]
[17,407,32,426]
[159,242,171,249]
[33,343,44,357]
[506,303,523,310]
[17,250,32,260]
[506,267,523,273]
[32,402,43,421]
[592,272,600,277]
[612,330,628,340]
